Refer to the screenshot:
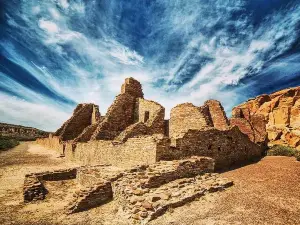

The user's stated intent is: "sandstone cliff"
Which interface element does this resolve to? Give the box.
[231,87,300,149]
[0,122,49,141]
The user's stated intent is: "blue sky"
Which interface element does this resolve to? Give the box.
[0,0,300,131]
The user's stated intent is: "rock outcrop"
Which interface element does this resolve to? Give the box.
[0,122,49,141]
[231,87,300,149]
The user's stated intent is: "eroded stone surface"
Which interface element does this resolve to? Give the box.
[231,87,300,149]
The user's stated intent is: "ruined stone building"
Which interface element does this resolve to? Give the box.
[31,77,267,222]
[37,77,263,170]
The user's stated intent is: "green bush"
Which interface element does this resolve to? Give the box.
[0,138,19,151]
[267,145,300,161]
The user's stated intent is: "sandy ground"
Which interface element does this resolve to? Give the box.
[0,143,300,225]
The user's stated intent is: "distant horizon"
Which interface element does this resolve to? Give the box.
[1,0,300,131]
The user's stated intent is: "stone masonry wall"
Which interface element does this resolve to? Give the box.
[121,77,144,98]
[24,168,78,203]
[158,127,263,170]
[36,135,63,154]
[64,136,169,168]
[205,100,230,130]
[91,93,137,140]
[135,98,165,135]
[54,103,100,141]
[169,103,213,139]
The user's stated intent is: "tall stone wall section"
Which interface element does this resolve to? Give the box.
[135,98,165,135]
[205,100,229,130]
[169,103,213,139]
[121,77,144,98]
[54,104,100,141]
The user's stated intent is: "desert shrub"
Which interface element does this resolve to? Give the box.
[267,145,300,160]
[0,137,19,151]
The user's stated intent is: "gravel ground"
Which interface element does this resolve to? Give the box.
[0,143,299,225]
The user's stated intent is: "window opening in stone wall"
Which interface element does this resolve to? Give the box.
[144,111,150,123]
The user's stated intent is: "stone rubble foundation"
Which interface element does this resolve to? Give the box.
[23,156,233,223]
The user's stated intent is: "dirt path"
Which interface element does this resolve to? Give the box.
[0,143,300,225]
[0,142,79,225]
[151,156,300,225]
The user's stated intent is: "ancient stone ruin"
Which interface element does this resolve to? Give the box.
[37,77,263,169]
[231,87,300,150]
[30,77,265,223]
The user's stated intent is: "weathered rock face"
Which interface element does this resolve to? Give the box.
[231,87,300,149]
[0,123,49,141]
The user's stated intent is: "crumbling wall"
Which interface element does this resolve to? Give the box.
[54,103,100,141]
[205,100,229,130]
[113,98,166,142]
[66,181,113,214]
[24,175,47,202]
[114,122,149,143]
[158,127,263,170]
[91,93,137,140]
[121,77,144,98]
[24,168,78,203]
[135,98,165,135]
[169,103,213,138]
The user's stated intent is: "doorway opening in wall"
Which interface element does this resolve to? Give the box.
[144,111,150,123]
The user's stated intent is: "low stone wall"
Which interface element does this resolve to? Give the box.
[23,175,47,202]
[36,136,63,154]
[77,165,123,187]
[158,127,263,170]
[141,157,214,188]
[23,168,78,203]
[66,181,113,214]
[64,136,169,168]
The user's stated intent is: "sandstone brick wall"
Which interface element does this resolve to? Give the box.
[36,135,63,154]
[169,103,213,138]
[158,127,263,170]
[135,98,165,135]
[66,181,113,214]
[23,175,47,202]
[205,100,229,130]
[91,93,136,140]
[54,103,100,141]
[114,122,149,143]
[24,168,78,203]
[64,136,168,168]
[121,77,144,98]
